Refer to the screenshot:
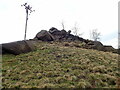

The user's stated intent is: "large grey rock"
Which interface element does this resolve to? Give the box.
[104,45,115,52]
[86,41,104,51]
[49,27,59,34]
[61,30,67,35]
[34,30,54,41]
[49,28,65,41]
[1,40,38,55]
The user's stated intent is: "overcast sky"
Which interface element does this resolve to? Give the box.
[0,0,119,48]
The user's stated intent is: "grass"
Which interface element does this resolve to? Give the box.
[2,41,119,88]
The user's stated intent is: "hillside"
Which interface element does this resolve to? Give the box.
[2,41,119,88]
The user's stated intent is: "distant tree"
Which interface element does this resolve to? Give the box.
[91,29,101,41]
[72,22,78,36]
[72,22,83,36]
[61,20,65,30]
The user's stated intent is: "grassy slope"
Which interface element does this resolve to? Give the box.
[2,41,119,88]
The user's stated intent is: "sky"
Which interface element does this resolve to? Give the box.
[0,0,119,49]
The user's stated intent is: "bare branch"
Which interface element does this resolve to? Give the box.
[91,29,101,41]
[61,20,65,30]
[72,22,83,36]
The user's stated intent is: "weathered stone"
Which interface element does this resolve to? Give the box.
[33,27,118,54]
[49,27,59,34]
[86,41,104,51]
[67,30,71,34]
[61,30,67,35]
[1,40,37,55]
[104,45,115,52]
[35,30,54,41]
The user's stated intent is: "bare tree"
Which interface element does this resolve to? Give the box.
[72,22,83,36]
[72,22,78,36]
[91,29,101,41]
[61,20,65,30]
[21,3,35,40]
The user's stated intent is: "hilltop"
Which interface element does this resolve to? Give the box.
[1,27,118,55]
[2,41,119,88]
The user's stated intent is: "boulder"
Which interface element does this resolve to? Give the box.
[67,30,71,34]
[1,40,38,55]
[49,28,67,41]
[34,30,54,41]
[86,41,104,51]
[64,34,85,42]
[104,45,115,52]
[49,27,59,34]
[61,29,67,36]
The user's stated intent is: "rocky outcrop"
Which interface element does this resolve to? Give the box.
[34,27,86,42]
[48,27,86,42]
[1,27,118,55]
[49,27,67,41]
[33,27,118,54]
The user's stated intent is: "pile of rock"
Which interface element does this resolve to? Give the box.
[34,27,85,42]
[33,27,118,54]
